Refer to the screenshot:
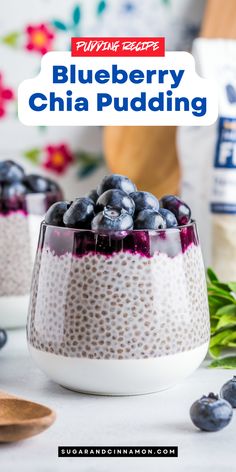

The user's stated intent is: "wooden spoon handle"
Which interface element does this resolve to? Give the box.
[0,390,15,399]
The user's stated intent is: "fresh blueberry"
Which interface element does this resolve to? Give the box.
[0,160,25,183]
[2,182,27,199]
[130,191,159,214]
[45,201,71,226]
[160,195,191,225]
[24,174,51,193]
[86,189,99,204]
[46,178,61,193]
[134,209,166,230]
[96,189,135,216]
[91,207,133,232]
[220,376,236,408]
[97,174,137,196]
[159,208,178,228]
[63,198,95,228]
[190,393,233,432]
[0,329,7,350]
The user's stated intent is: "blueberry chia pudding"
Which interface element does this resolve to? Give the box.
[27,174,210,395]
[0,160,62,328]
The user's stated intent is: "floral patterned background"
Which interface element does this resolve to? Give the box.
[0,0,205,198]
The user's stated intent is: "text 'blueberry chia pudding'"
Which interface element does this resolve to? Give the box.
[0,160,62,328]
[27,174,210,395]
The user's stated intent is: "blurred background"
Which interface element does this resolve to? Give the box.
[0,0,206,199]
[3,0,236,281]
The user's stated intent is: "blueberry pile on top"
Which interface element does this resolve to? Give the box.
[45,174,191,231]
[0,160,61,201]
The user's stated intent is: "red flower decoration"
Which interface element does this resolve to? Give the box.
[43,144,74,174]
[0,73,14,118]
[25,23,54,55]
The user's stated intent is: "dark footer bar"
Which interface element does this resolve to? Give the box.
[58,446,178,457]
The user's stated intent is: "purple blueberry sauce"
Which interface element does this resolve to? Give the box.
[40,221,199,258]
[0,190,63,216]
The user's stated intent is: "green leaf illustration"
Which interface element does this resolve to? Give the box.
[2,31,20,47]
[209,356,236,369]
[79,163,98,178]
[24,148,41,164]
[97,0,107,16]
[73,5,81,25]
[51,20,67,31]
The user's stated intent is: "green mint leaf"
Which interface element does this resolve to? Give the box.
[73,6,81,25]
[210,281,231,292]
[207,267,219,283]
[209,344,222,359]
[210,329,234,347]
[207,289,236,303]
[209,356,236,369]
[208,295,231,309]
[51,20,67,31]
[216,313,236,330]
[228,282,236,293]
[216,304,236,316]
[221,330,236,346]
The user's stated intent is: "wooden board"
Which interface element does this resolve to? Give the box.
[201,0,236,38]
[103,126,180,198]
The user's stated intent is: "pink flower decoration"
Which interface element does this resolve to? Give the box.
[0,73,14,118]
[25,23,54,55]
[43,144,74,174]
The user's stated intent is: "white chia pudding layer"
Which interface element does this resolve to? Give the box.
[0,212,32,296]
[28,244,210,359]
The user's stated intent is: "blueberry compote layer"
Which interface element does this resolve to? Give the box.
[0,190,63,215]
[40,221,199,258]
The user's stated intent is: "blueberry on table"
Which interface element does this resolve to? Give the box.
[2,182,27,199]
[63,198,94,229]
[24,174,51,193]
[96,189,135,216]
[97,174,137,196]
[159,208,178,228]
[160,195,191,225]
[134,209,166,230]
[221,376,236,408]
[190,393,233,432]
[0,160,25,183]
[86,189,99,204]
[91,207,133,232]
[0,329,7,350]
[45,201,71,226]
[130,191,159,214]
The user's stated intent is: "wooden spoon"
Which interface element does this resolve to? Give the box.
[0,390,56,442]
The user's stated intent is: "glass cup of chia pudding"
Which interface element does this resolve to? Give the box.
[0,160,63,328]
[27,221,210,395]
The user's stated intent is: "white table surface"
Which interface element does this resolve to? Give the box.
[0,329,236,472]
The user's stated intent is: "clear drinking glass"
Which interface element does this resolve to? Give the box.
[27,221,210,395]
[0,189,63,328]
